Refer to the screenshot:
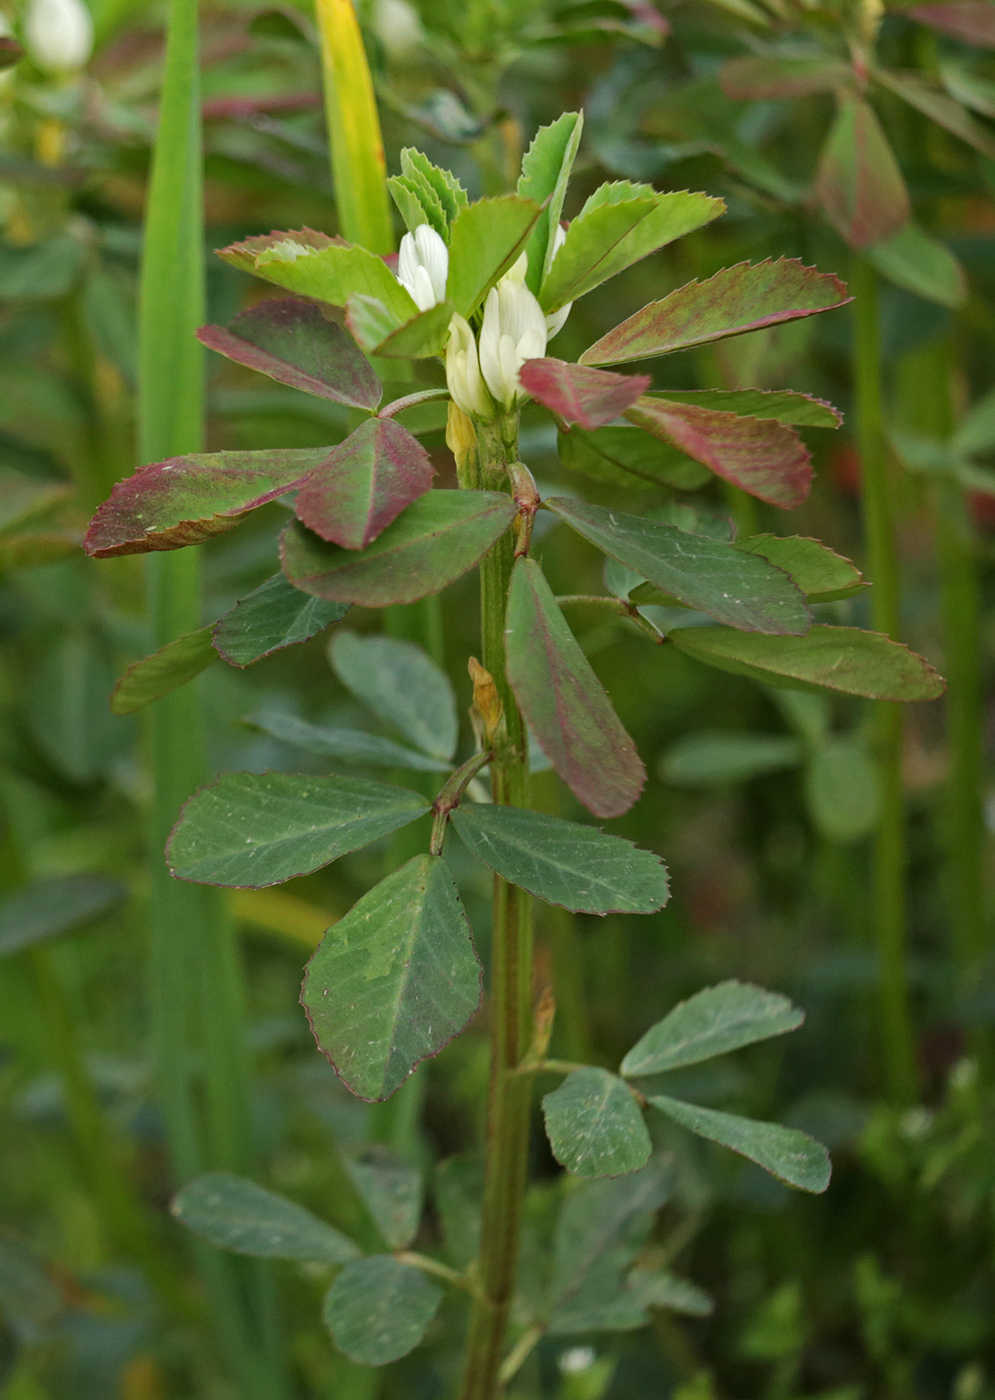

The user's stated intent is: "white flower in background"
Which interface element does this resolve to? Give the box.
[446,313,491,419]
[397,223,448,311]
[478,260,548,411]
[23,0,94,74]
[544,223,572,339]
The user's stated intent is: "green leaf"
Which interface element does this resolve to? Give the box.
[543,1068,652,1178]
[912,4,995,48]
[302,854,482,1101]
[172,1172,360,1264]
[212,574,349,667]
[389,173,447,239]
[548,497,811,635]
[322,1256,441,1366]
[84,447,330,558]
[330,631,458,761]
[434,1156,484,1269]
[220,231,418,321]
[281,491,516,607]
[547,1161,673,1333]
[648,1095,831,1192]
[734,535,866,604]
[506,557,646,819]
[669,625,945,701]
[0,876,127,959]
[621,981,804,1078]
[580,260,848,366]
[517,111,585,293]
[0,467,71,534]
[450,803,669,914]
[939,60,995,120]
[541,186,724,313]
[346,295,455,359]
[167,771,429,888]
[660,732,803,787]
[654,388,842,429]
[863,221,967,309]
[342,1149,423,1250]
[814,95,909,249]
[197,298,382,411]
[400,148,468,227]
[720,54,851,100]
[953,385,995,456]
[876,68,995,159]
[295,419,434,551]
[805,737,880,844]
[558,424,710,491]
[626,397,813,509]
[111,626,217,715]
[0,234,87,301]
[628,1269,713,1317]
[247,711,451,772]
[446,196,542,318]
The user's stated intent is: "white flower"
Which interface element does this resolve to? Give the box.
[446,313,491,419]
[478,267,548,411]
[544,223,572,340]
[397,223,448,311]
[23,0,93,74]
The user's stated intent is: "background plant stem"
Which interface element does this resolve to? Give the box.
[851,255,917,1105]
[458,417,534,1400]
[139,1,284,1392]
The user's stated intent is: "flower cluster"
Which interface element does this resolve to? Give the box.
[394,223,571,421]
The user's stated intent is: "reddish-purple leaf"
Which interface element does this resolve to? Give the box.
[295,419,435,551]
[281,490,516,606]
[580,260,849,367]
[519,358,650,430]
[84,448,330,558]
[625,397,812,509]
[720,56,852,101]
[909,3,995,48]
[505,557,645,819]
[814,95,910,250]
[198,298,381,411]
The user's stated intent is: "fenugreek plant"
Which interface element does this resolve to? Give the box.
[84,116,944,1397]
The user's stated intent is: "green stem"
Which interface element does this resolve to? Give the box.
[139,2,285,1392]
[851,255,917,1105]
[458,415,534,1400]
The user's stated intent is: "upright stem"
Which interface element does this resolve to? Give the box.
[458,415,534,1400]
[139,2,284,1392]
[852,255,917,1105]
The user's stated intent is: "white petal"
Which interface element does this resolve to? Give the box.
[545,302,572,339]
[24,0,93,72]
[413,224,449,302]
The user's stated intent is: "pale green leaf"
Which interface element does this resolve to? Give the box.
[330,631,457,761]
[622,980,804,1078]
[648,1094,831,1192]
[660,732,803,787]
[322,1256,441,1365]
[172,1172,360,1263]
[805,737,880,844]
[248,711,450,772]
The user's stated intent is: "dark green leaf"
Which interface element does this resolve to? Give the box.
[814,95,909,249]
[248,712,450,771]
[212,574,349,667]
[628,1269,713,1317]
[172,1172,360,1263]
[622,981,804,1078]
[648,1094,831,1192]
[518,111,585,293]
[322,1257,441,1366]
[330,631,458,761]
[167,771,429,888]
[670,625,945,701]
[805,737,880,843]
[84,446,330,558]
[111,626,217,715]
[735,535,865,604]
[450,803,668,914]
[558,424,710,491]
[506,557,646,819]
[295,419,434,550]
[197,298,382,411]
[446,196,542,318]
[660,732,803,787]
[0,877,127,958]
[543,1068,652,1178]
[302,855,482,1101]
[581,260,849,366]
[434,1156,483,1269]
[343,1150,423,1250]
[548,497,811,634]
[280,491,516,607]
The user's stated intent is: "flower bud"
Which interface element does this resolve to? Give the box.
[446,313,491,420]
[397,223,448,311]
[478,269,548,411]
[544,223,572,340]
[23,0,93,74]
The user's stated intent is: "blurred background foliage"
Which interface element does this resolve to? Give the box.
[1,0,995,1396]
